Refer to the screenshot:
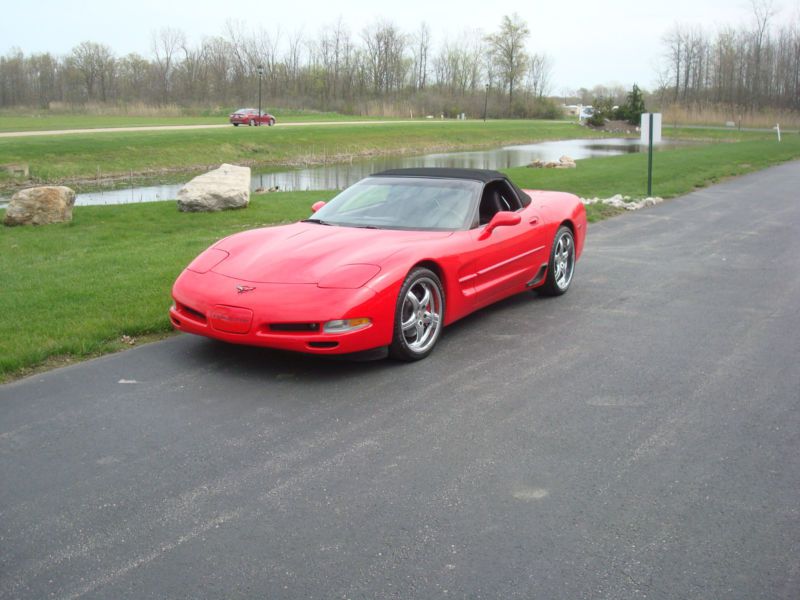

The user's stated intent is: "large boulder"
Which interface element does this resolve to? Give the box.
[177,164,251,212]
[3,186,76,226]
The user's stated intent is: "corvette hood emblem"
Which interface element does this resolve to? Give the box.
[236,285,256,294]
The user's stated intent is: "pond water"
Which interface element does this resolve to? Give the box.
[1,138,675,208]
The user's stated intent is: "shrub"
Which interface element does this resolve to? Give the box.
[620,84,646,125]
[510,98,562,119]
[586,110,606,127]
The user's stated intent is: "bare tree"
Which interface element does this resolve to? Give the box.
[116,52,150,102]
[151,27,185,102]
[748,0,775,108]
[527,53,552,99]
[655,5,800,112]
[411,22,430,90]
[485,13,530,106]
[6,11,800,117]
[70,41,114,101]
[282,28,305,96]
[362,21,408,96]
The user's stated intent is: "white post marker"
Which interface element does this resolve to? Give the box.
[775,124,781,142]
[640,113,662,144]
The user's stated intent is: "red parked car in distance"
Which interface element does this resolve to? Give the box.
[229,108,276,127]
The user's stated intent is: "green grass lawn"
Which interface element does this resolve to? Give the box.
[1,134,798,382]
[507,135,800,203]
[0,120,602,187]
[0,191,336,380]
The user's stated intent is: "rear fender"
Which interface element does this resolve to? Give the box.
[524,190,587,260]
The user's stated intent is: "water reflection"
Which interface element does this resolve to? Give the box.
[1,138,670,208]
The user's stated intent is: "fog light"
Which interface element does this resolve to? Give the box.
[323,318,371,333]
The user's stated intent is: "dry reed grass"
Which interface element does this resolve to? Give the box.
[661,104,800,129]
[52,102,186,117]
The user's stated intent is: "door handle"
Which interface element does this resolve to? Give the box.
[529,216,539,225]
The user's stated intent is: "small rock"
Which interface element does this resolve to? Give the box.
[579,194,663,210]
[559,155,574,164]
[3,163,29,177]
[528,156,576,169]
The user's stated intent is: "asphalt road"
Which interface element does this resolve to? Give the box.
[2,162,799,599]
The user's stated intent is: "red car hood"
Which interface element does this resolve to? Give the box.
[212,222,452,284]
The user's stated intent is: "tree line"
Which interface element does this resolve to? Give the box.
[0,14,556,118]
[655,1,800,112]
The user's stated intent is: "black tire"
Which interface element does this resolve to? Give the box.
[249,119,256,126]
[268,118,275,126]
[538,226,576,296]
[389,267,445,361]
[232,123,239,127]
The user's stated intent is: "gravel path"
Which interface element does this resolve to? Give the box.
[0,119,493,138]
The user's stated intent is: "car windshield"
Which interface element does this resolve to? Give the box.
[309,177,482,231]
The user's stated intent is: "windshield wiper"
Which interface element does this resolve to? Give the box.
[302,218,333,226]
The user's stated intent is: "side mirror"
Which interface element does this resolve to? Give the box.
[311,201,327,213]
[479,211,521,240]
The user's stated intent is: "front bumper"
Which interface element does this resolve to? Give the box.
[170,269,395,354]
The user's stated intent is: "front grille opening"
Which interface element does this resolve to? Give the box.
[308,341,339,349]
[177,302,206,323]
[269,322,320,332]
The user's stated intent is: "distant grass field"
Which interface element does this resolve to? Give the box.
[2,133,799,381]
[0,120,601,188]
[0,110,388,132]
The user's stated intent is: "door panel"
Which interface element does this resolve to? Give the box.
[470,212,547,306]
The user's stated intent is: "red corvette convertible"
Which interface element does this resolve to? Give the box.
[170,168,586,360]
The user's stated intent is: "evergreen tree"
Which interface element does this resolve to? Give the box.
[623,84,646,125]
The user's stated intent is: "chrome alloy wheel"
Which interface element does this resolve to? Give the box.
[400,277,443,354]
[552,230,575,291]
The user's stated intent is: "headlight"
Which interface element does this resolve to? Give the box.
[323,318,371,333]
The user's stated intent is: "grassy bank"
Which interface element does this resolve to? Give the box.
[0,120,600,190]
[0,120,779,194]
[1,135,798,382]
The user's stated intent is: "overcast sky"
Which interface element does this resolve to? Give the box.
[1,0,794,92]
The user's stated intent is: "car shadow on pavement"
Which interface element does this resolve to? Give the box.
[177,289,559,383]
[184,336,398,381]
[438,287,562,338]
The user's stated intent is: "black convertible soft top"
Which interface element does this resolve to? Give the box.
[372,168,531,206]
